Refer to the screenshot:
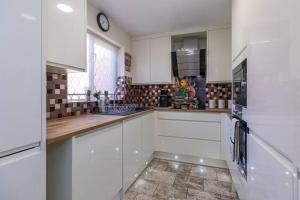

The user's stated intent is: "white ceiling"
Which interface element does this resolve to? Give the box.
[88,0,232,37]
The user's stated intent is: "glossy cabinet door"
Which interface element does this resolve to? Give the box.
[0,0,42,153]
[131,39,151,84]
[246,133,295,200]
[123,117,143,190]
[232,0,248,60]
[0,149,44,200]
[207,28,232,82]
[46,0,86,70]
[73,124,122,200]
[131,36,172,84]
[150,36,172,83]
[141,113,155,165]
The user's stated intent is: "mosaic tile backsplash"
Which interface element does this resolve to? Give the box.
[47,73,232,119]
[46,72,98,119]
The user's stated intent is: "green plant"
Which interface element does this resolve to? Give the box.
[86,89,92,97]
[93,90,101,100]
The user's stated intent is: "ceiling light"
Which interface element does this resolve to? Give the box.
[57,4,73,13]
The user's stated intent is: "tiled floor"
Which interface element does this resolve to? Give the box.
[125,158,239,200]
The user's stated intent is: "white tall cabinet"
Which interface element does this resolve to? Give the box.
[232,0,300,199]
[207,28,232,82]
[0,0,45,200]
[46,0,87,70]
[132,36,172,84]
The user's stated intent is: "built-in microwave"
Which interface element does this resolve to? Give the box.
[233,59,247,108]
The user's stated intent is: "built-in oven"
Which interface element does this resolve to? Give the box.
[231,116,249,180]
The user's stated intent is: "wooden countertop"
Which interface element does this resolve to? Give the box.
[47,109,154,145]
[154,107,230,113]
[47,107,230,145]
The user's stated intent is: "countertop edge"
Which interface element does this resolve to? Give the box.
[47,108,230,145]
[46,109,154,145]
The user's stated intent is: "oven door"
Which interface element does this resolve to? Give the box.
[238,120,248,179]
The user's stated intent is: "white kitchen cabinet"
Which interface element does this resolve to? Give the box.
[150,36,172,83]
[141,112,155,164]
[232,0,248,61]
[207,28,232,82]
[156,135,221,159]
[46,0,86,70]
[155,111,223,160]
[0,0,42,154]
[131,39,151,83]
[73,124,122,200]
[123,116,143,190]
[123,112,155,191]
[132,36,172,84]
[47,123,123,200]
[246,133,295,200]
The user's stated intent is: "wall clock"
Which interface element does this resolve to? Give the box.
[97,13,110,32]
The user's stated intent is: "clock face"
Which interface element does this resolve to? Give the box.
[97,13,110,32]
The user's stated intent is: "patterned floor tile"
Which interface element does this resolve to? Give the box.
[187,189,220,200]
[129,179,158,196]
[135,194,158,200]
[148,159,169,171]
[153,183,187,199]
[190,166,218,180]
[126,159,238,200]
[204,180,236,198]
[165,161,192,175]
[216,169,232,183]
[142,168,176,184]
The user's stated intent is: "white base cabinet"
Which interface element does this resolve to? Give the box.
[47,123,123,200]
[123,112,155,191]
[155,111,224,160]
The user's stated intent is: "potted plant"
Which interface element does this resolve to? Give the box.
[93,90,101,101]
[86,89,92,101]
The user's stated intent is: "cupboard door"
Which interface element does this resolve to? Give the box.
[132,39,151,84]
[46,0,86,70]
[0,0,42,153]
[141,113,155,164]
[246,133,295,200]
[73,124,122,200]
[123,117,143,190]
[150,36,172,83]
[207,28,232,82]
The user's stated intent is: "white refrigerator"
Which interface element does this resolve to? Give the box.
[0,0,45,200]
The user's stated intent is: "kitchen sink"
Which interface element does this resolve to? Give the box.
[94,107,150,116]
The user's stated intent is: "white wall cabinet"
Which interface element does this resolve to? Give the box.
[123,112,154,191]
[131,39,151,83]
[47,123,123,200]
[207,28,232,82]
[132,36,172,84]
[46,0,86,70]
[232,0,248,61]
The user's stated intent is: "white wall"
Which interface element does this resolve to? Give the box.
[87,2,131,76]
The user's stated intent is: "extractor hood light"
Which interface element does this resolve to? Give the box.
[57,4,73,13]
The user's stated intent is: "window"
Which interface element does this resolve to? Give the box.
[68,34,118,101]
